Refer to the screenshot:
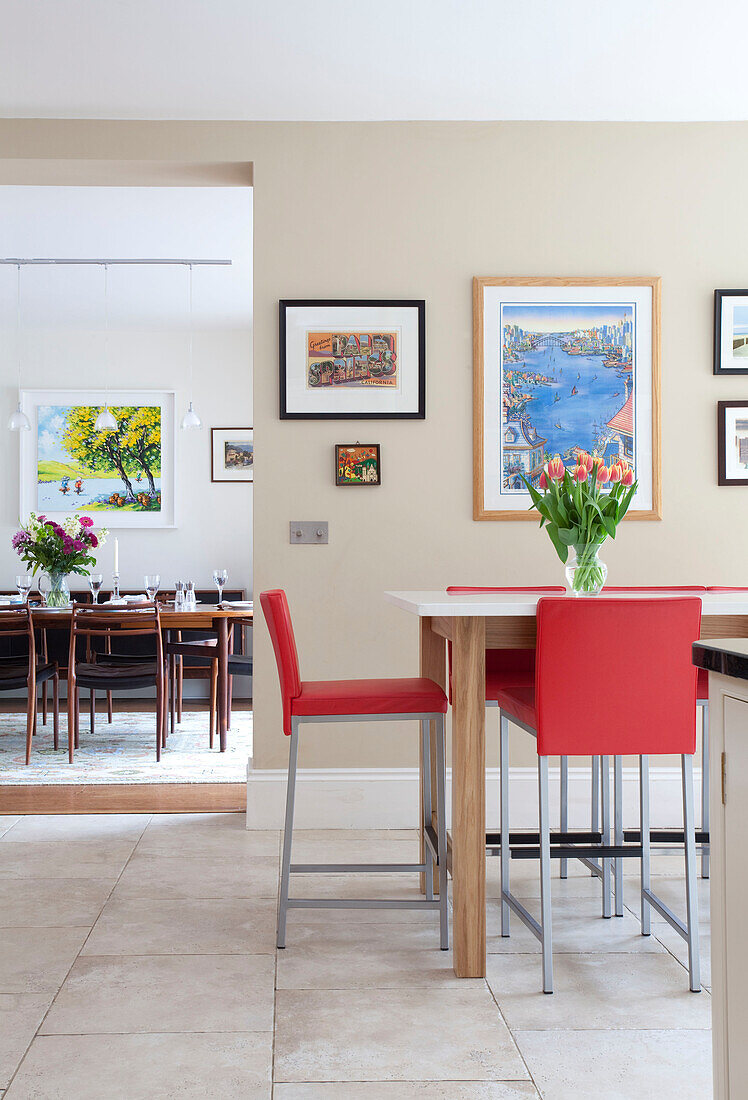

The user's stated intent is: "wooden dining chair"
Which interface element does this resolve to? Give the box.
[0,606,59,764]
[66,603,166,762]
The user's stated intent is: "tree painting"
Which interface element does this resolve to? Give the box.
[37,405,163,513]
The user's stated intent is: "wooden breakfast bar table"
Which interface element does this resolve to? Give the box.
[385,588,748,979]
[30,604,252,751]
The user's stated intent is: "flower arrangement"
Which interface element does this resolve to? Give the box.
[523,452,638,595]
[12,513,108,578]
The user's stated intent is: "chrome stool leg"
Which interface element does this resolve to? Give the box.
[590,755,600,876]
[539,754,554,993]
[614,755,624,916]
[640,754,651,936]
[701,704,710,880]
[435,714,449,950]
[499,711,511,936]
[421,719,434,901]
[560,755,569,879]
[682,754,701,992]
[601,755,612,918]
[277,719,299,950]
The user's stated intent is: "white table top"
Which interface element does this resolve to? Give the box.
[384,590,748,617]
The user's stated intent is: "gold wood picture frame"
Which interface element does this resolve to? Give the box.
[473,276,661,521]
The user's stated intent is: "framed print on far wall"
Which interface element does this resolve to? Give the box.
[717,402,748,485]
[211,428,253,482]
[279,299,425,419]
[473,276,662,521]
[714,290,748,374]
[335,443,381,485]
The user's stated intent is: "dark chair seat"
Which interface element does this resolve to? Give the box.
[75,660,159,691]
[0,660,57,691]
[227,654,252,677]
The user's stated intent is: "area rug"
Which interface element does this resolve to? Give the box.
[0,710,252,785]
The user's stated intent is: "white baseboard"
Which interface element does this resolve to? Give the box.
[246,763,701,830]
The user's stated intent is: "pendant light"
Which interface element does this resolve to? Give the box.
[94,264,118,432]
[181,263,202,429]
[8,264,31,431]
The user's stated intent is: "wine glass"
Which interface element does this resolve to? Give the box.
[212,569,228,606]
[15,574,32,602]
[37,574,50,607]
[89,573,103,604]
[144,574,161,602]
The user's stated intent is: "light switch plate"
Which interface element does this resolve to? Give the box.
[290,521,328,545]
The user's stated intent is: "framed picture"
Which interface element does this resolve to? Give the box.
[473,277,661,520]
[714,290,748,374]
[19,389,176,528]
[211,427,254,483]
[335,443,381,485]
[279,299,425,419]
[717,401,748,485]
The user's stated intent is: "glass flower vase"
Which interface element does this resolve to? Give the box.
[565,543,607,597]
[43,571,71,608]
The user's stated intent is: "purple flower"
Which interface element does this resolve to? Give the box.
[11,531,31,553]
[79,516,94,528]
[37,515,46,522]
[89,534,99,548]
[72,539,85,552]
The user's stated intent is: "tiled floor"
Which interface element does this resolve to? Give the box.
[0,814,712,1098]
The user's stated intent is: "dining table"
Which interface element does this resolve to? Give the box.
[384,588,748,979]
[29,604,253,751]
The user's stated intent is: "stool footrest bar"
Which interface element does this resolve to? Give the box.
[486,830,603,846]
[624,829,709,845]
[642,887,688,940]
[290,863,425,874]
[502,888,543,941]
[511,844,643,860]
[287,898,442,910]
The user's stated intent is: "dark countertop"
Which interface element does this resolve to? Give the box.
[693,638,748,681]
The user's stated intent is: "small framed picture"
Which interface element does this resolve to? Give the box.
[211,428,253,483]
[279,299,425,419]
[718,402,748,485]
[335,443,381,486]
[714,291,748,374]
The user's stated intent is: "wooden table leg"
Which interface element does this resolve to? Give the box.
[216,617,229,753]
[451,615,486,978]
[419,616,446,895]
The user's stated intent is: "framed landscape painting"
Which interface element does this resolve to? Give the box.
[279,299,425,419]
[717,401,748,485]
[714,290,748,375]
[212,427,253,482]
[334,443,381,485]
[19,389,176,528]
[473,277,661,520]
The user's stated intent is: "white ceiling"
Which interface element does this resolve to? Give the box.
[1,0,747,122]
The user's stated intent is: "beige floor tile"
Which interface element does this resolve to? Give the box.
[0,879,112,928]
[487,895,665,954]
[5,1032,273,1099]
[41,954,275,1035]
[486,952,711,1030]
[146,811,248,830]
[0,927,88,994]
[0,994,50,1089]
[1,814,151,843]
[514,1028,712,1100]
[288,831,421,862]
[625,874,710,924]
[111,850,279,899]
[0,819,20,839]
[486,863,607,900]
[274,1085,539,1099]
[136,825,279,859]
[276,922,454,988]
[274,986,529,1083]
[82,896,277,955]
[655,922,712,989]
[0,842,135,881]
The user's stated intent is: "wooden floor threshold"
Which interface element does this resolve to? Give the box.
[0,782,247,814]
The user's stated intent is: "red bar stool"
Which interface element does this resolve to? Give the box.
[497,596,702,993]
[260,589,450,950]
[604,587,709,885]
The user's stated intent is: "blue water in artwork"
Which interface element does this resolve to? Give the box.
[37,477,162,511]
[507,345,630,461]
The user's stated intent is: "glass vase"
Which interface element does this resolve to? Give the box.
[43,572,71,608]
[565,543,608,597]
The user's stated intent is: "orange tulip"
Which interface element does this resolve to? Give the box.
[592,453,604,468]
[538,471,549,489]
[619,457,630,471]
[574,464,588,482]
[608,464,622,483]
[546,455,565,481]
[622,468,635,486]
[583,452,595,471]
[596,463,610,484]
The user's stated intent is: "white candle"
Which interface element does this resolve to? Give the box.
[114,537,119,574]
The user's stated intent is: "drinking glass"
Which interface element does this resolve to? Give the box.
[144,574,161,602]
[212,568,228,605]
[89,573,103,604]
[37,573,50,606]
[15,574,32,602]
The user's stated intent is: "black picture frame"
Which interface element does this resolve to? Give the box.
[334,443,381,486]
[279,299,426,419]
[717,400,748,485]
[714,290,748,375]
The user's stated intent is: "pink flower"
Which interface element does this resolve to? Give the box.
[574,464,588,482]
[608,464,622,483]
[89,534,99,548]
[79,517,94,528]
[546,456,565,481]
[596,464,610,484]
[72,539,85,551]
[622,469,635,487]
[538,471,549,490]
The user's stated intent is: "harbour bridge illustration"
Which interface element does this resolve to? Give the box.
[532,333,569,348]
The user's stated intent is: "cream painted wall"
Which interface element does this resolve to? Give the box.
[0,120,743,771]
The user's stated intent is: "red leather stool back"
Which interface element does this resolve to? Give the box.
[260,589,302,735]
[603,586,706,591]
[535,597,701,757]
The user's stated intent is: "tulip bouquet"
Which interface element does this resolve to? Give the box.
[523,452,637,595]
